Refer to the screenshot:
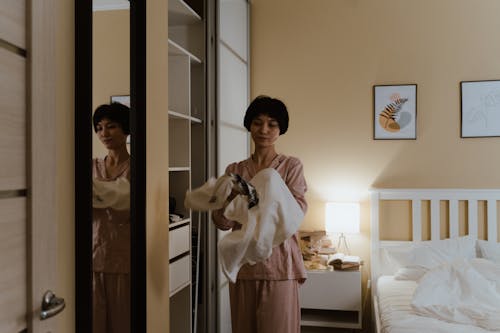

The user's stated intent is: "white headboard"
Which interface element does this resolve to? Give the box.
[370,188,500,293]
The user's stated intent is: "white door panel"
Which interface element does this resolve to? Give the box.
[219,0,248,62]
[216,1,249,332]
[218,126,249,176]
[219,44,248,128]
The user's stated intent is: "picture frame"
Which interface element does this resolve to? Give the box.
[111,95,131,143]
[373,84,417,140]
[111,94,130,107]
[460,80,500,138]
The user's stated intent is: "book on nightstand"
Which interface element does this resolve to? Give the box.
[328,253,361,271]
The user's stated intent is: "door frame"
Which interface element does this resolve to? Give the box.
[74,1,147,332]
[28,0,58,331]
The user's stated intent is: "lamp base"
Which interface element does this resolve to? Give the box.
[337,233,350,255]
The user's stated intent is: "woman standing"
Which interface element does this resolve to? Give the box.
[92,103,131,333]
[212,95,308,333]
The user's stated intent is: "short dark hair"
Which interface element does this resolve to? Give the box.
[243,95,289,135]
[93,103,130,135]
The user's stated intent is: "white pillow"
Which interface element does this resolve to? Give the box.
[412,235,477,266]
[394,266,428,280]
[477,240,500,264]
[385,236,477,280]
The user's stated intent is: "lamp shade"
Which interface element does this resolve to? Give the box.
[325,202,360,234]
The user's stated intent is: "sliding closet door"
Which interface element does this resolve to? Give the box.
[216,0,250,332]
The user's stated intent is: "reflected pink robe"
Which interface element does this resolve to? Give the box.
[92,157,130,333]
[92,157,131,273]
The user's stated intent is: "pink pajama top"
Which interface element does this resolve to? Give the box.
[92,157,131,273]
[212,154,308,281]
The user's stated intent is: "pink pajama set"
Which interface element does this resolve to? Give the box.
[92,158,131,333]
[212,154,308,333]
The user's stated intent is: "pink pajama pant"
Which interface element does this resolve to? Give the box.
[93,272,130,333]
[229,279,300,333]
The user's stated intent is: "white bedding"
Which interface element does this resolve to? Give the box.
[377,275,500,333]
[411,258,500,330]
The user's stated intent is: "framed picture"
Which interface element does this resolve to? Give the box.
[373,84,417,140]
[111,95,130,107]
[110,95,131,143]
[460,80,500,138]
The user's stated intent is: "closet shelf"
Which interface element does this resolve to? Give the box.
[168,0,201,26]
[170,280,191,297]
[169,218,191,229]
[168,39,202,64]
[169,166,190,172]
[169,110,202,123]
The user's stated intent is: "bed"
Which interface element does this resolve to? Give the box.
[370,189,500,333]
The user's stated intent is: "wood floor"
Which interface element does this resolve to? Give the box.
[301,324,373,333]
[301,327,359,333]
[300,326,363,333]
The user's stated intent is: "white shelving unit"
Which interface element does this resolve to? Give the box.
[168,0,205,332]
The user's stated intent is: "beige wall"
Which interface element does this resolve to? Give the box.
[251,0,500,326]
[93,10,130,158]
[251,0,500,240]
[56,0,74,331]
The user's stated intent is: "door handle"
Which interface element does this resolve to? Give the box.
[40,290,66,320]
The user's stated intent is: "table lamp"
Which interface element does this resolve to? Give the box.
[325,202,360,255]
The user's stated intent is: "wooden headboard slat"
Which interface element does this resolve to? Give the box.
[468,199,478,237]
[430,199,440,241]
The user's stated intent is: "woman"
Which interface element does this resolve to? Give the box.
[92,103,131,333]
[212,95,308,333]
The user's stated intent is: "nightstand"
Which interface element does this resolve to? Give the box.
[299,268,362,330]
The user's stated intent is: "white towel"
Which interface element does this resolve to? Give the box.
[183,174,235,211]
[93,177,130,210]
[185,168,304,282]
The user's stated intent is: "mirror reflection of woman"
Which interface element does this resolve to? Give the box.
[212,96,308,333]
[92,103,131,333]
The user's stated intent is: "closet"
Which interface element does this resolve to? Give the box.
[168,0,206,332]
[168,0,250,332]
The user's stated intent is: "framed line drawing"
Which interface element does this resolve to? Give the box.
[460,80,500,138]
[373,84,417,140]
[111,94,130,107]
[111,95,131,143]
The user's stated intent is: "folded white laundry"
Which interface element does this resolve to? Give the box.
[185,168,304,282]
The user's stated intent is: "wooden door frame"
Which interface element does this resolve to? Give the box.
[28,0,57,331]
[74,1,93,331]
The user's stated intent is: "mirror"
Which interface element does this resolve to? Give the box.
[75,1,146,332]
[92,2,131,333]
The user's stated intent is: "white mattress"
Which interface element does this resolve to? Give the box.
[376,275,500,333]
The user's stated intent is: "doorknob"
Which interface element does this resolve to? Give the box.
[40,290,66,320]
